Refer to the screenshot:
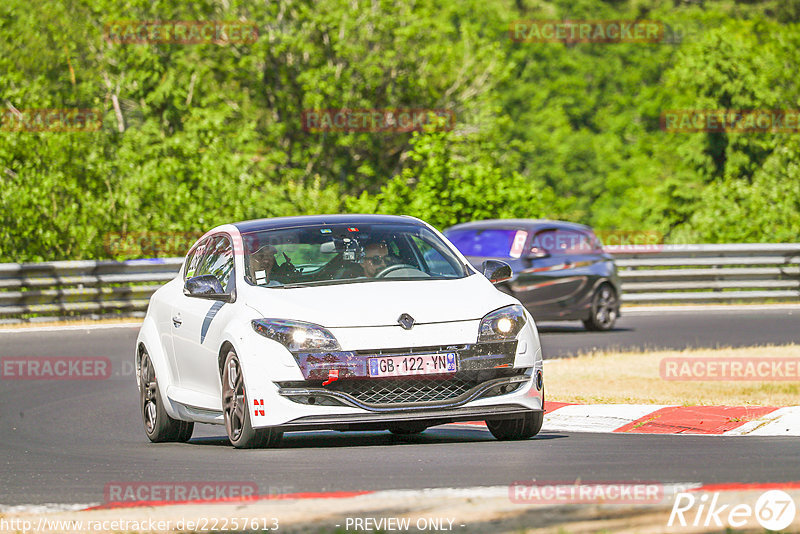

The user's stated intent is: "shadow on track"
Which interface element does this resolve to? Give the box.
[186,428,567,449]
[536,323,633,334]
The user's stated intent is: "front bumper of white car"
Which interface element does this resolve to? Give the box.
[238,318,544,430]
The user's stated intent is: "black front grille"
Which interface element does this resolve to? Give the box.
[327,376,475,405]
[278,368,526,408]
[352,345,470,356]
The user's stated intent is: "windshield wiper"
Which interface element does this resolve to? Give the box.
[280,278,368,289]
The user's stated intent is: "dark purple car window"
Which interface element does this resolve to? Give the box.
[531,229,597,255]
[445,229,522,258]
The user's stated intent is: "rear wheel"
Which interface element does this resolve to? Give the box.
[222,350,282,448]
[139,349,193,443]
[486,411,543,440]
[583,283,619,331]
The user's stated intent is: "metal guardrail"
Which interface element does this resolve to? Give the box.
[0,244,798,322]
[607,243,800,303]
[0,258,183,322]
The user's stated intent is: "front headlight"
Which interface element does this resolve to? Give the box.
[251,319,341,352]
[478,305,527,342]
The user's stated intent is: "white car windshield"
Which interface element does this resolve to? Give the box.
[242,223,468,287]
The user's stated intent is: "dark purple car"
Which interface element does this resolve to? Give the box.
[444,219,621,331]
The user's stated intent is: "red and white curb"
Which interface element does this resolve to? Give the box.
[6,481,800,515]
[0,484,705,513]
[452,404,800,436]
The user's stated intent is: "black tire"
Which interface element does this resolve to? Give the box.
[222,350,283,449]
[582,283,619,331]
[139,349,194,443]
[486,411,544,440]
[388,423,428,435]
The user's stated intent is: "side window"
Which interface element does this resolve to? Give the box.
[410,235,460,276]
[186,235,235,292]
[184,239,208,281]
[531,229,594,255]
[198,236,234,292]
[383,239,404,264]
[588,232,604,252]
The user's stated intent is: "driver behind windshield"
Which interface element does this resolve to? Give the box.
[362,241,394,277]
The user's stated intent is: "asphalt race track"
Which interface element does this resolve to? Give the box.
[537,306,800,358]
[1,308,798,506]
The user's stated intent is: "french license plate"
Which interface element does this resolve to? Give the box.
[368,352,457,378]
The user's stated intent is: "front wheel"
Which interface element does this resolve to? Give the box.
[486,411,544,440]
[222,350,282,449]
[139,349,193,443]
[583,283,619,331]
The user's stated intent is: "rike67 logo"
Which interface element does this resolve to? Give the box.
[669,490,796,531]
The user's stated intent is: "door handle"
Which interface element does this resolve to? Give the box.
[172,315,182,327]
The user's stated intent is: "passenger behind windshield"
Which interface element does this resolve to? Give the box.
[246,244,282,286]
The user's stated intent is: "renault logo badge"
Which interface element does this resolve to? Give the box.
[397,313,415,330]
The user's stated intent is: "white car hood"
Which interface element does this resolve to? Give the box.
[244,274,517,327]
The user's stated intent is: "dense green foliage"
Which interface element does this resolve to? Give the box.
[1,0,798,261]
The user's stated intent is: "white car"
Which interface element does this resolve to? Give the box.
[135,215,545,448]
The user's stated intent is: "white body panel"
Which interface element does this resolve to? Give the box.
[135,217,544,432]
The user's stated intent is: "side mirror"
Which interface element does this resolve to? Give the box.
[184,275,232,302]
[481,260,512,284]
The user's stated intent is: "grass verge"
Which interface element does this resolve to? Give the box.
[546,344,800,406]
